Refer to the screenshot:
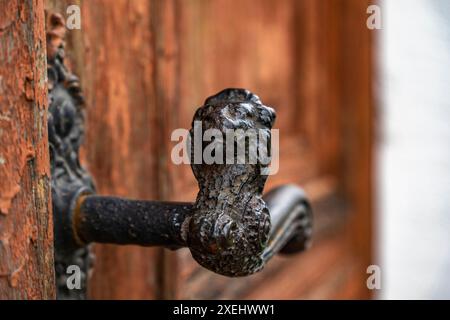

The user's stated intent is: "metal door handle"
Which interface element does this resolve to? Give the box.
[47,13,312,299]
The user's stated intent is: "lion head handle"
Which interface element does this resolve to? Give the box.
[186,88,276,276]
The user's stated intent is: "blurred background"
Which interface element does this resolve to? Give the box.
[378,0,450,299]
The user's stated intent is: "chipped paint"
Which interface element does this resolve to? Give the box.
[8,264,23,288]
[0,0,54,299]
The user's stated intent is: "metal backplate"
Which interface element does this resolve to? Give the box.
[47,13,94,300]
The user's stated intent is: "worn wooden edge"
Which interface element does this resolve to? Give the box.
[0,0,55,299]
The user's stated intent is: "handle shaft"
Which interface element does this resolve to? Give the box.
[74,185,312,260]
[75,196,192,249]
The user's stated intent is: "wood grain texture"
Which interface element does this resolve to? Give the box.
[79,0,159,299]
[0,0,55,299]
[45,0,161,299]
[41,0,374,299]
[339,0,374,299]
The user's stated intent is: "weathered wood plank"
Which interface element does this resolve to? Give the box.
[0,0,55,299]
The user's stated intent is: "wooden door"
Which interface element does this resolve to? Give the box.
[0,0,54,299]
[0,0,373,299]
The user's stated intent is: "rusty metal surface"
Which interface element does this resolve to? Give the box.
[187,89,276,276]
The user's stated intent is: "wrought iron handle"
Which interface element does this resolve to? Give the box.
[47,13,312,299]
[73,184,312,276]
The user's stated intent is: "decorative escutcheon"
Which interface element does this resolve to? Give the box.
[47,13,312,299]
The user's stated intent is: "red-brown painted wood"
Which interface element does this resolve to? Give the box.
[0,0,55,299]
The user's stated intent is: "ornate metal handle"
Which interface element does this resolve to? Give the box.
[74,183,311,274]
[47,13,312,299]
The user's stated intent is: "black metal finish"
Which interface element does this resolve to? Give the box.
[69,90,312,278]
[47,13,94,300]
[47,12,313,299]
[262,185,312,259]
[76,196,192,249]
[73,185,312,267]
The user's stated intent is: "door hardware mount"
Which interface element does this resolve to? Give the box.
[47,13,312,300]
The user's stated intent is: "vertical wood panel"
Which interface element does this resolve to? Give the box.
[0,0,54,299]
[45,0,161,299]
[294,0,342,179]
[150,0,181,299]
[340,0,374,299]
[81,0,159,299]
